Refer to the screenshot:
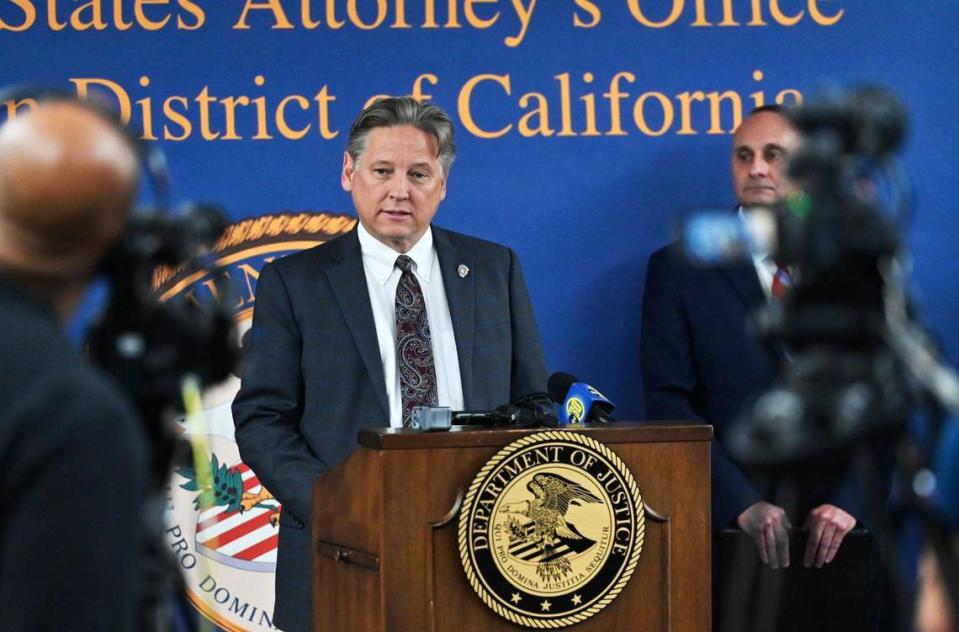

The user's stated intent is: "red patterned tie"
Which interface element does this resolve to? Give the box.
[395,255,438,427]
[771,264,793,301]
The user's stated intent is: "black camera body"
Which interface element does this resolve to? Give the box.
[729,87,915,469]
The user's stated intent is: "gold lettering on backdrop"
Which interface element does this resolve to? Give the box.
[0,0,36,31]
[392,0,410,27]
[750,69,767,109]
[691,0,732,26]
[706,90,741,134]
[579,72,600,137]
[628,0,683,28]
[411,74,439,102]
[554,72,576,137]
[327,0,346,28]
[196,87,219,140]
[177,0,205,29]
[347,0,387,30]
[809,0,843,25]
[227,0,537,45]
[71,0,108,30]
[300,0,322,27]
[3,98,38,120]
[234,0,294,29]
[769,0,803,26]
[163,97,192,141]
[775,89,803,106]
[458,74,513,139]
[147,214,362,285]
[221,95,250,140]
[135,0,173,30]
[748,0,767,25]
[0,0,38,33]
[0,71,801,142]
[50,0,70,29]
[0,0,840,33]
[70,77,133,123]
[54,76,340,142]
[463,0,498,29]
[0,0,204,31]
[603,72,635,136]
[251,76,272,140]
[572,0,601,28]
[456,69,803,138]
[363,94,391,110]
[137,76,158,140]
[423,0,461,28]
[517,92,553,138]
[628,0,844,28]
[633,92,674,137]
[676,91,705,135]
[276,96,311,140]
[504,0,535,47]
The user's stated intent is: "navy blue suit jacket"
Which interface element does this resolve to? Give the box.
[641,243,876,536]
[232,225,548,632]
[641,243,782,533]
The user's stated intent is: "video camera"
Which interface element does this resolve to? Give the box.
[704,87,959,470]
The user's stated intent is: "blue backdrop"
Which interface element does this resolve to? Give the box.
[3,2,958,629]
[2,0,956,427]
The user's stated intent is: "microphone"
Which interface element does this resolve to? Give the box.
[451,410,507,424]
[503,392,560,428]
[452,393,559,428]
[547,372,616,424]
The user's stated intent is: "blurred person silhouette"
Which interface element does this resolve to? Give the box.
[642,105,861,569]
[0,98,148,631]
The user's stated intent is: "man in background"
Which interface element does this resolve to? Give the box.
[233,96,548,632]
[0,99,147,630]
[641,105,858,568]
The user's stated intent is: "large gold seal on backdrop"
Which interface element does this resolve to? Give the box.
[458,431,645,628]
[160,211,357,632]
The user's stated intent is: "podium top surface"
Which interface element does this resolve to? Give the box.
[357,421,711,451]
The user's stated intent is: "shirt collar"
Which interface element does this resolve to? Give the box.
[737,205,777,271]
[357,222,436,285]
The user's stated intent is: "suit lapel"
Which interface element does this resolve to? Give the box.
[433,227,476,406]
[719,262,785,362]
[324,229,390,419]
[719,262,765,311]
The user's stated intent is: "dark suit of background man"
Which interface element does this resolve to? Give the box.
[0,100,147,631]
[641,106,860,571]
[232,96,549,632]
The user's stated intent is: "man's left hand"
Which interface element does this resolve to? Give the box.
[802,504,856,568]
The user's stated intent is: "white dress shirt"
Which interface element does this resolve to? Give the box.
[357,222,464,428]
[739,206,779,299]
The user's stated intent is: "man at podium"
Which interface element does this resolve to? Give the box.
[232,96,548,632]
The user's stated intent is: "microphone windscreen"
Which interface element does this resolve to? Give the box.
[547,371,579,403]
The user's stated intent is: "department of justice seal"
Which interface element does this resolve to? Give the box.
[458,430,644,628]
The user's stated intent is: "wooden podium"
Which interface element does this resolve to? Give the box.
[312,422,711,631]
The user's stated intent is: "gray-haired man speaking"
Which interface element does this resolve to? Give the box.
[233,97,548,632]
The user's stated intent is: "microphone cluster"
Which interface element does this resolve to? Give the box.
[410,371,617,431]
[451,392,558,428]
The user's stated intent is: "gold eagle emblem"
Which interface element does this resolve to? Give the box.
[500,472,603,580]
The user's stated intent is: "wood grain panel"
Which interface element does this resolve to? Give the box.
[314,424,711,631]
